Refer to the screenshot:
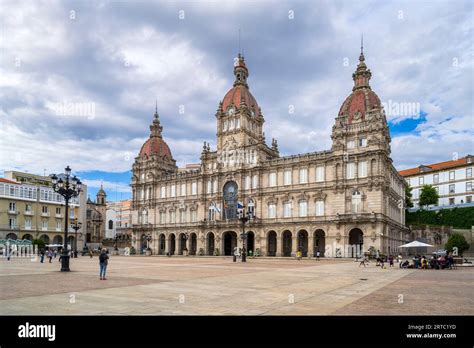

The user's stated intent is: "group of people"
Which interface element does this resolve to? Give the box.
[39,248,78,263]
[400,254,455,270]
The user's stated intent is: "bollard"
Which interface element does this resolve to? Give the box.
[233,255,237,262]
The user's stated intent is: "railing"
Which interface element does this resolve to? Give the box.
[41,212,50,217]
[24,211,34,216]
[8,210,18,215]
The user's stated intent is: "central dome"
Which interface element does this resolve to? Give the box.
[222,85,259,116]
[220,53,259,116]
[139,137,172,160]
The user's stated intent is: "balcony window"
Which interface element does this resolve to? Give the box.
[268,203,276,218]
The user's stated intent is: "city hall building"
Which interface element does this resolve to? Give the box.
[131,49,408,258]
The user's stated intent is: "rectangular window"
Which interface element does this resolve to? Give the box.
[161,186,166,198]
[207,180,212,194]
[347,140,355,149]
[449,198,455,205]
[9,202,16,212]
[449,184,455,194]
[283,202,292,217]
[191,182,197,195]
[449,171,455,181]
[316,166,325,182]
[299,168,308,184]
[467,182,472,192]
[358,161,367,178]
[170,211,176,223]
[56,220,61,230]
[284,170,292,185]
[42,206,48,214]
[269,172,277,187]
[245,176,251,190]
[42,220,48,229]
[419,177,424,186]
[268,203,276,218]
[467,196,472,203]
[359,138,367,147]
[315,200,325,216]
[191,210,197,222]
[160,212,165,224]
[252,175,258,189]
[434,186,439,194]
[433,174,439,184]
[180,210,186,223]
[56,207,61,215]
[9,217,16,229]
[346,163,355,179]
[25,218,32,229]
[180,183,186,196]
[467,168,473,178]
[298,201,307,217]
[170,185,176,197]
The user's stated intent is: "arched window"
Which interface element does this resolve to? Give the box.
[352,190,362,213]
[108,220,113,230]
[223,181,238,220]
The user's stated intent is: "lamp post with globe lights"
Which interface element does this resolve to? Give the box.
[70,219,82,257]
[50,166,82,271]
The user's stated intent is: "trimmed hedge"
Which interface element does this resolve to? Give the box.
[406,207,474,229]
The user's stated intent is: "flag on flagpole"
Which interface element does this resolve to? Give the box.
[237,202,244,209]
[211,202,221,214]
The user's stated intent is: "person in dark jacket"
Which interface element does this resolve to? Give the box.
[99,248,109,280]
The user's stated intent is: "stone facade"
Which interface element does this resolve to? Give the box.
[85,186,106,245]
[131,49,408,257]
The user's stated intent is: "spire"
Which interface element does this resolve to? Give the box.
[233,53,249,88]
[150,102,163,137]
[352,39,372,91]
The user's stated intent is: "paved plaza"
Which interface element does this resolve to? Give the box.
[0,255,473,315]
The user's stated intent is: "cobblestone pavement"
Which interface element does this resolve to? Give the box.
[0,255,472,315]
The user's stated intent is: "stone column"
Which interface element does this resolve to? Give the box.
[308,235,314,258]
[291,235,297,257]
[165,236,170,254]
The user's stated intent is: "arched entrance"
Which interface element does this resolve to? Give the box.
[282,230,292,257]
[178,233,187,255]
[169,234,176,255]
[140,234,147,254]
[297,230,308,257]
[39,234,50,244]
[223,231,237,256]
[6,233,17,240]
[190,233,197,255]
[348,228,364,258]
[207,232,215,255]
[22,234,33,241]
[53,235,63,245]
[267,231,277,256]
[246,231,255,254]
[159,234,166,255]
[314,229,326,257]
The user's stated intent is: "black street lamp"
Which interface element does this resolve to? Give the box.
[238,203,255,263]
[50,166,82,271]
[70,219,82,257]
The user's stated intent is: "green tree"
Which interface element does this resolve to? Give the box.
[445,233,470,256]
[32,239,45,250]
[419,185,439,209]
[405,184,414,209]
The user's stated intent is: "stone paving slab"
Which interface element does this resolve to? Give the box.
[0,256,472,315]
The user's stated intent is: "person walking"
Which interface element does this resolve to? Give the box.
[296,250,302,261]
[40,249,45,263]
[389,255,394,267]
[316,250,321,261]
[47,249,53,263]
[89,248,93,258]
[99,248,109,280]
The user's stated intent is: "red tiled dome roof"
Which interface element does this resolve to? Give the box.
[139,136,172,159]
[222,85,259,116]
[338,89,381,123]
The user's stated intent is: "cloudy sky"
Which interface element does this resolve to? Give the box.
[1,0,473,201]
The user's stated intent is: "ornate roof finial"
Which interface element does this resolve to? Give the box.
[150,102,163,137]
[352,38,371,90]
[359,34,365,62]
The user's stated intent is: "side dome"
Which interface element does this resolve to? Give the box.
[338,49,382,123]
[138,107,174,160]
[139,137,172,160]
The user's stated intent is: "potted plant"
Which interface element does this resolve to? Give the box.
[254,248,261,257]
[213,248,220,256]
[145,247,152,256]
[198,248,204,256]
